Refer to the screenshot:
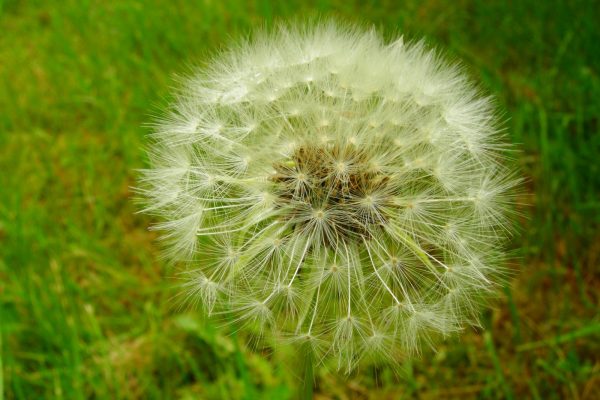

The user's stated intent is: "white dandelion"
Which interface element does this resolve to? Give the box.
[138,20,520,373]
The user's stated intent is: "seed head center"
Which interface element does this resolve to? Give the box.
[270,142,391,243]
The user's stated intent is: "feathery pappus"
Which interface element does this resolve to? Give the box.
[137,20,520,372]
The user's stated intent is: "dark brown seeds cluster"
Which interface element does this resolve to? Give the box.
[270,143,392,242]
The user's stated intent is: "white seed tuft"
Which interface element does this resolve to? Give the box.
[138,20,520,371]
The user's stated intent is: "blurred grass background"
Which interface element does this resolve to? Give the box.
[1,0,599,398]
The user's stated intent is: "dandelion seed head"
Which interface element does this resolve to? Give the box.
[138,20,520,371]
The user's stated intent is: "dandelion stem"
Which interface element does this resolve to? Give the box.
[299,343,314,400]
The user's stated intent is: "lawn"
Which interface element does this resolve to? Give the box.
[1,0,599,398]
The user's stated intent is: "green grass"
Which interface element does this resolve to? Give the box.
[1,0,599,398]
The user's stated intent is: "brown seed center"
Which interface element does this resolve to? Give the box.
[270,142,391,242]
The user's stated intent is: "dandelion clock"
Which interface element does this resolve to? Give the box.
[138,20,520,386]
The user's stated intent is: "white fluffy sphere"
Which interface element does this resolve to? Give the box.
[138,21,519,371]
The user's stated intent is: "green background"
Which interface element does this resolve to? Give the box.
[1,0,599,398]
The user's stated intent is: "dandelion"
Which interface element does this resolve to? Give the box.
[138,20,520,374]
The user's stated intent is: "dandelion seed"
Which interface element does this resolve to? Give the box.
[138,20,520,371]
